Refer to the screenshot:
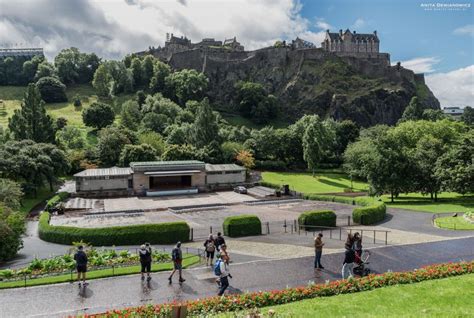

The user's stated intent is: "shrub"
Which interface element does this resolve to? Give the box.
[82,102,115,130]
[36,76,67,103]
[298,210,336,228]
[73,94,82,107]
[352,202,386,225]
[38,212,190,245]
[223,215,262,237]
[259,181,281,190]
[303,193,355,205]
[45,192,69,212]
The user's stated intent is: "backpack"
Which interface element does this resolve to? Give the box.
[214,259,222,276]
[206,240,215,252]
[171,248,180,261]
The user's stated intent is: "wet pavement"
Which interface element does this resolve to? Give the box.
[0,237,472,318]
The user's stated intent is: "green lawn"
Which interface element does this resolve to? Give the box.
[221,112,289,129]
[0,255,200,289]
[381,193,474,213]
[261,171,369,194]
[216,273,474,317]
[435,216,474,230]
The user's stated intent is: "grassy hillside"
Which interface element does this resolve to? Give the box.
[0,85,133,145]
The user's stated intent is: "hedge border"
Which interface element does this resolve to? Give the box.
[223,215,262,237]
[38,212,190,246]
[79,261,474,317]
[352,202,387,225]
[45,192,69,212]
[298,210,336,228]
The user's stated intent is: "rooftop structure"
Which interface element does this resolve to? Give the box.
[0,48,44,58]
[321,29,379,53]
[443,106,464,116]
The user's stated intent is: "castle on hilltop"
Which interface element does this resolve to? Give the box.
[321,29,379,53]
[142,33,244,60]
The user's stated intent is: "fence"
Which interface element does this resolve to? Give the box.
[190,219,389,245]
[0,246,205,288]
[432,212,470,230]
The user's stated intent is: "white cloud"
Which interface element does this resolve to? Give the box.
[395,57,441,73]
[426,65,474,108]
[453,24,474,37]
[0,0,326,59]
[315,18,332,31]
[351,18,366,29]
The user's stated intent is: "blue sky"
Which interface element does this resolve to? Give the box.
[300,0,473,73]
[1,0,472,106]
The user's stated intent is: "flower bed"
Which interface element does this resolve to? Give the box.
[0,247,170,281]
[75,260,473,317]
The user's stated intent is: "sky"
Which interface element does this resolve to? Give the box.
[0,0,472,107]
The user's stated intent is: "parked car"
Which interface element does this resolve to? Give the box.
[234,186,247,194]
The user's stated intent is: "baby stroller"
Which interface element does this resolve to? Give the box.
[353,250,371,277]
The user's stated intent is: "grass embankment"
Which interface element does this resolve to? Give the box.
[262,171,473,213]
[0,85,132,145]
[0,254,199,289]
[261,170,369,193]
[435,216,474,230]
[20,186,57,214]
[217,274,474,317]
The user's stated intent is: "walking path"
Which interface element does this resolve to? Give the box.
[0,237,472,318]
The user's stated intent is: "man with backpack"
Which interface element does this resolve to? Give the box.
[215,232,225,251]
[74,245,88,286]
[168,241,185,284]
[139,243,152,281]
[214,253,231,296]
[204,234,216,266]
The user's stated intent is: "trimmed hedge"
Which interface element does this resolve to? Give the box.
[303,194,376,207]
[45,192,69,212]
[352,202,387,225]
[298,210,336,228]
[223,215,262,237]
[259,181,281,190]
[38,212,190,246]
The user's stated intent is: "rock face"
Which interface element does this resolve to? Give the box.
[167,47,440,127]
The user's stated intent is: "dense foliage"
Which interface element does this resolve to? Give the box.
[344,120,472,201]
[36,76,67,103]
[39,212,190,245]
[82,102,115,130]
[223,215,262,237]
[352,202,387,225]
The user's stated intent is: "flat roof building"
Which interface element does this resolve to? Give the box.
[73,161,246,197]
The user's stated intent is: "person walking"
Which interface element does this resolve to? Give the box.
[204,234,216,266]
[215,253,232,296]
[342,244,355,279]
[168,242,185,284]
[352,232,363,264]
[314,233,325,269]
[216,244,230,287]
[215,232,226,251]
[139,243,152,281]
[74,245,88,286]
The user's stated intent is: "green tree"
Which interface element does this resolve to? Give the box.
[221,141,246,162]
[400,96,425,122]
[161,144,199,161]
[435,130,474,194]
[82,102,115,130]
[120,100,142,131]
[22,55,44,83]
[142,55,155,87]
[164,123,193,145]
[130,57,142,87]
[302,119,322,176]
[141,113,169,134]
[234,81,277,124]
[119,144,157,166]
[422,109,447,121]
[149,61,171,93]
[92,64,111,97]
[0,220,22,261]
[34,61,57,81]
[192,98,219,148]
[461,106,474,126]
[334,120,360,161]
[138,131,166,156]
[54,47,100,84]
[8,84,55,143]
[97,127,131,166]
[165,69,208,105]
[36,76,67,103]
[413,135,444,200]
[56,126,85,149]
[0,179,23,210]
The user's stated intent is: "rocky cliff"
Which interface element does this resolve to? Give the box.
[167,47,440,127]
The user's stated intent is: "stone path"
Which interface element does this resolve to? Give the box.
[0,237,472,318]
